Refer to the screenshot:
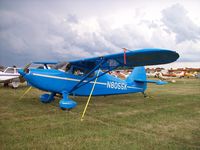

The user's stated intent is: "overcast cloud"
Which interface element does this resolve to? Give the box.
[0,0,200,66]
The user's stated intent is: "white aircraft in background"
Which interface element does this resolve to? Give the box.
[156,71,185,83]
[0,66,21,88]
[157,70,185,79]
[146,72,158,78]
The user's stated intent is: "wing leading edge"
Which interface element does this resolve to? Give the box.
[69,48,179,70]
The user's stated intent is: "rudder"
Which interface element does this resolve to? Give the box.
[126,66,147,91]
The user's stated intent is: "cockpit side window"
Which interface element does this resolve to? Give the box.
[5,68,14,73]
[54,62,95,78]
[71,66,95,78]
[72,67,84,76]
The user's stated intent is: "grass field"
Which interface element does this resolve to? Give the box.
[0,79,200,150]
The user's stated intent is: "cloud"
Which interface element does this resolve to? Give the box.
[162,3,200,43]
[0,10,119,66]
[0,1,200,67]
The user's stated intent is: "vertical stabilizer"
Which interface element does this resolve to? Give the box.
[126,66,147,91]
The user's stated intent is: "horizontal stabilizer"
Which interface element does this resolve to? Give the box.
[134,79,168,85]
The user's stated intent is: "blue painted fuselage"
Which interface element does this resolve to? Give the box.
[23,68,146,96]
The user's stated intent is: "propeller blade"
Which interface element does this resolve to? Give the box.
[18,63,32,83]
[19,86,32,100]
[23,63,32,73]
[19,76,25,83]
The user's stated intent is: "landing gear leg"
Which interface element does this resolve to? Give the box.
[59,91,77,110]
[40,92,56,103]
[49,92,56,101]
[4,83,9,87]
[142,92,148,98]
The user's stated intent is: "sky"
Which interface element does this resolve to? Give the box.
[0,0,200,67]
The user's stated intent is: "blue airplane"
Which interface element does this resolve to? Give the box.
[18,48,179,110]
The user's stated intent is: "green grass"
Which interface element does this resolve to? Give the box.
[0,79,200,150]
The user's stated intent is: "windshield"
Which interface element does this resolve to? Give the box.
[53,62,94,77]
[53,62,70,71]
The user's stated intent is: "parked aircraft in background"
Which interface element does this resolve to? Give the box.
[146,72,158,78]
[109,70,131,79]
[158,70,185,78]
[184,72,196,78]
[0,66,21,88]
[156,72,184,82]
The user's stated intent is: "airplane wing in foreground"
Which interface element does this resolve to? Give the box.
[69,48,179,70]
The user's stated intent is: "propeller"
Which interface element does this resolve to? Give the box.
[19,63,32,83]
[19,63,32,100]
[23,63,32,73]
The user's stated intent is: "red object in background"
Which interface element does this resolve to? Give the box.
[123,48,127,65]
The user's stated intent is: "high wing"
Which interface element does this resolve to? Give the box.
[69,48,179,70]
[33,61,58,65]
[30,61,58,69]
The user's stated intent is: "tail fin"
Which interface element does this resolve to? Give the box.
[126,66,167,90]
[126,66,147,91]
[126,66,147,83]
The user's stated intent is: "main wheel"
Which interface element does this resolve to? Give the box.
[59,98,77,110]
[40,94,54,103]
[11,81,19,88]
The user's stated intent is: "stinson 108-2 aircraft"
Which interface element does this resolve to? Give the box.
[18,48,179,110]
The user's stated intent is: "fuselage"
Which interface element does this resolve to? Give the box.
[21,69,145,96]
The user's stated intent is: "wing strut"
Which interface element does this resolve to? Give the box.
[81,68,101,121]
[69,58,105,93]
[69,64,120,93]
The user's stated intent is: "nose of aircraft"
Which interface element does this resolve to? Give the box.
[18,63,32,77]
[18,69,26,77]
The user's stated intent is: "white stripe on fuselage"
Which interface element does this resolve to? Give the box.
[32,73,142,90]
[32,73,106,85]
